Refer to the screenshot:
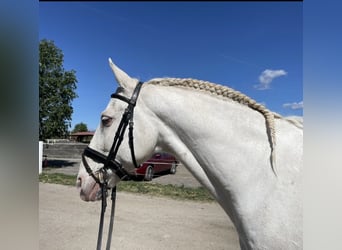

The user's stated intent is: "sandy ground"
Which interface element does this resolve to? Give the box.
[39,183,240,250]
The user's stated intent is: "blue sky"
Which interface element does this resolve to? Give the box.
[39,2,302,131]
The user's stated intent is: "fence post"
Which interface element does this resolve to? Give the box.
[39,141,43,174]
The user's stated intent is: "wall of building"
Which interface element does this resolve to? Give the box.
[43,142,87,159]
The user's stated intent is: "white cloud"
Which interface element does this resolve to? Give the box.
[254,69,287,90]
[283,101,303,110]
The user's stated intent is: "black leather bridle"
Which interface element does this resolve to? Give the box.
[81,81,143,250]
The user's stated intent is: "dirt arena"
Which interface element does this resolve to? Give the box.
[39,183,240,249]
[40,162,240,249]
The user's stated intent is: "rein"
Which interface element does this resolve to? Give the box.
[81,81,143,250]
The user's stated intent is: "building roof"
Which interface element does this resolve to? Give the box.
[70,131,94,136]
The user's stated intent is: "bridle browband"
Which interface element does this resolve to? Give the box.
[81,81,143,250]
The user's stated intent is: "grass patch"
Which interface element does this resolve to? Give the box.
[118,181,214,202]
[39,172,214,202]
[39,172,77,186]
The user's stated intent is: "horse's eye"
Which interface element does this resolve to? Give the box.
[101,115,113,127]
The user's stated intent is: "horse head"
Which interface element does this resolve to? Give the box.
[76,59,158,201]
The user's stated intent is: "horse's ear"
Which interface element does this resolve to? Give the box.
[108,58,136,90]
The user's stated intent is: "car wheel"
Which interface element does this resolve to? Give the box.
[169,162,177,175]
[144,165,154,181]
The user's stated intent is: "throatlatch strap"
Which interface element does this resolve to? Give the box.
[128,119,138,168]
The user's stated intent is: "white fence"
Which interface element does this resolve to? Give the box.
[39,141,43,174]
[46,138,70,144]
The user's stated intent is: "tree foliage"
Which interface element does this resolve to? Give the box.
[39,39,78,140]
[72,122,88,133]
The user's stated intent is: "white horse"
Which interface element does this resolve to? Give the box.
[77,58,303,250]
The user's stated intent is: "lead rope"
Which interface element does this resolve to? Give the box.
[106,187,117,250]
[97,183,108,250]
[96,185,117,250]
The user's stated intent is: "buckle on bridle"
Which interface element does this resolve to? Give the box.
[97,168,107,184]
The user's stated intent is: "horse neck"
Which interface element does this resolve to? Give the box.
[141,84,278,244]
[142,84,276,196]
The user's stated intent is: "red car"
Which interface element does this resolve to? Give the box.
[133,152,178,181]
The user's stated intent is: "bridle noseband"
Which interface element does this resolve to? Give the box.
[81,81,143,250]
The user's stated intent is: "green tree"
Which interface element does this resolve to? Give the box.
[39,39,78,140]
[72,122,88,133]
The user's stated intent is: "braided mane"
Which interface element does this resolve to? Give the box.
[147,77,278,175]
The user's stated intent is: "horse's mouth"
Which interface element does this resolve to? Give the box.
[79,182,102,202]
